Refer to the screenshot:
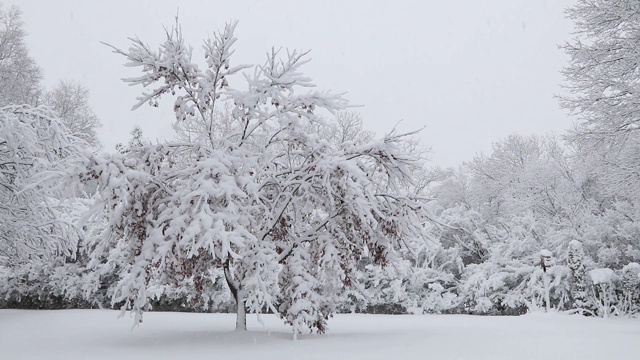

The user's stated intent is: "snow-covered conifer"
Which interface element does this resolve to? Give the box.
[567,240,594,314]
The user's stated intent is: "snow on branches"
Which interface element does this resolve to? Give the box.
[88,21,430,333]
[561,0,640,144]
[0,105,86,267]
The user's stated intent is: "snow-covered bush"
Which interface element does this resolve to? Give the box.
[459,261,569,315]
[354,251,459,315]
[589,268,618,318]
[619,263,640,315]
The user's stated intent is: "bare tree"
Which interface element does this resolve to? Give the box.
[44,80,102,148]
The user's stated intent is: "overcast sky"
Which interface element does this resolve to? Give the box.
[11,0,576,168]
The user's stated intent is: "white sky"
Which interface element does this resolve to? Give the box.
[11,0,576,168]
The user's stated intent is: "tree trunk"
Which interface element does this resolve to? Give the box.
[223,260,247,331]
[236,298,247,331]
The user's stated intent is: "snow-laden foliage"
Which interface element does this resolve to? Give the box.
[364,254,459,314]
[75,21,430,334]
[423,130,640,317]
[0,4,105,309]
[0,105,85,264]
[0,105,89,305]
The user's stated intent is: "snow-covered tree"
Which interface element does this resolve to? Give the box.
[561,0,640,146]
[0,5,107,309]
[466,134,576,222]
[44,80,102,148]
[561,0,640,229]
[81,21,429,334]
[0,105,86,303]
[431,167,473,210]
[0,4,42,106]
[566,240,594,314]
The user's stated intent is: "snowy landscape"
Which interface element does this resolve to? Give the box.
[1,0,640,358]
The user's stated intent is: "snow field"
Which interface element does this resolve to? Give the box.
[1,310,639,360]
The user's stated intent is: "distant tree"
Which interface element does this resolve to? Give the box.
[322,111,375,147]
[560,0,640,274]
[466,134,571,221]
[432,168,473,210]
[81,21,429,335]
[560,0,640,206]
[561,0,640,147]
[114,126,146,155]
[0,4,42,106]
[44,81,102,148]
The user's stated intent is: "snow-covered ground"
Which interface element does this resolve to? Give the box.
[1,310,638,359]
